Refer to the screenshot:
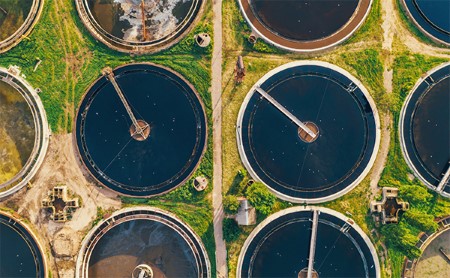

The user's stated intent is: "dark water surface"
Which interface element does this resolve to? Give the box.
[405,0,450,43]
[88,219,198,277]
[241,65,377,199]
[0,214,44,277]
[415,0,450,33]
[241,210,377,277]
[251,0,360,41]
[403,65,450,193]
[76,64,206,196]
[413,78,450,178]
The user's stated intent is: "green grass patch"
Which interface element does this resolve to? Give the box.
[388,248,406,278]
[341,48,385,104]
[346,0,383,44]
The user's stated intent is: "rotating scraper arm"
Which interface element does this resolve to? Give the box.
[255,87,317,139]
[102,67,149,139]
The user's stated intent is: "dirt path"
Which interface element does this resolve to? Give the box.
[370,112,392,197]
[2,134,121,277]
[367,0,396,199]
[211,0,228,277]
[382,0,395,52]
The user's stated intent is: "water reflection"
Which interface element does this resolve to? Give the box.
[0,80,35,184]
[87,0,193,42]
[88,219,198,277]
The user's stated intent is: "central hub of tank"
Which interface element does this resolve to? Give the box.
[130,120,151,141]
[298,122,319,143]
[298,267,319,278]
[132,264,153,278]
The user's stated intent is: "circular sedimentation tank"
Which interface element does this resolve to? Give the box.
[76,0,204,53]
[75,63,207,197]
[402,0,450,46]
[237,206,380,278]
[0,0,43,53]
[76,207,211,278]
[237,61,380,203]
[237,0,372,52]
[400,63,450,198]
[0,211,47,277]
[0,67,49,198]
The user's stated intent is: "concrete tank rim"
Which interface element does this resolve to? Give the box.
[236,205,381,278]
[72,61,208,198]
[236,60,381,204]
[398,61,450,199]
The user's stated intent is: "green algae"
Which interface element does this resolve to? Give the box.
[0,80,34,184]
[0,0,33,41]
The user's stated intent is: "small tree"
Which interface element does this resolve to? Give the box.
[245,182,276,216]
[223,195,240,214]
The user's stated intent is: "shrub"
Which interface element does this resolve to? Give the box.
[399,185,432,206]
[245,182,276,216]
[223,195,240,214]
[223,218,241,242]
[403,209,438,233]
[382,224,422,259]
[166,185,193,202]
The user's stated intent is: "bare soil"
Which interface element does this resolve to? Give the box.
[1,134,121,277]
